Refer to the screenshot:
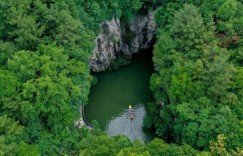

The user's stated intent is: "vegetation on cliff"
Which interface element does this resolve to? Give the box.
[0,0,242,155]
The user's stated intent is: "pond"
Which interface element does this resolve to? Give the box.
[85,48,154,142]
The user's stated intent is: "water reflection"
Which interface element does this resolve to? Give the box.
[106,105,147,142]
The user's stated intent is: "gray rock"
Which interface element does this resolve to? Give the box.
[90,12,156,72]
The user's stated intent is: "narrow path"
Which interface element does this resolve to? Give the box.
[75,103,94,130]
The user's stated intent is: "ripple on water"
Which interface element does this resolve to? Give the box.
[106,105,148,142]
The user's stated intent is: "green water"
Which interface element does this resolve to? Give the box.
[85,49,154,141]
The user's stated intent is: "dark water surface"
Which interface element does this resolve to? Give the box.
[85,49,154,142]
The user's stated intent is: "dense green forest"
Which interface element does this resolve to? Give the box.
[145,0,243,154]
[0,0,242,155]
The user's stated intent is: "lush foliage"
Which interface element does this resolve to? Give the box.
[1,0,242,155]
[0,0,156,155]
[0,0,95,154]
[145,1,243,154]
[79,130,204,156]
[110,57,131,70]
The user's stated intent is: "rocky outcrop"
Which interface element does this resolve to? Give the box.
[90,12,156,72]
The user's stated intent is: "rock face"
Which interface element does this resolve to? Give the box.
[90,12,156,72]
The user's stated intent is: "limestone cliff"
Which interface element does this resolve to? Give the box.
[90,12,156,72]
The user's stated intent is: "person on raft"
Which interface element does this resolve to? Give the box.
[128,105,134,119]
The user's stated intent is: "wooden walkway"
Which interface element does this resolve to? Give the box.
[75,103,95,130]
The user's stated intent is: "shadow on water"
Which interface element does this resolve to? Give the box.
[85,48,154,142]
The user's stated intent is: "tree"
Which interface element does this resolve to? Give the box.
[5,0,44,50]
[17,141,40,156]
[8,44,73,127]
[210,134,229,156]
[170,4,207,52]
[218,0,237,21]
[209,134,243,156]
[0,41,17,68]
[79,135,132,156]
[6,44,92,154]
[0,115,23,156]
[174,98,241,149]
[146,3,242,151]
[147,138,201,156]
[116,140,149,156]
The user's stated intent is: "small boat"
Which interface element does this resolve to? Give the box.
[128,105,134,119]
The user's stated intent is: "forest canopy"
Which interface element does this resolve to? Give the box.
[145,0,242,153]
[0,0,242,155]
